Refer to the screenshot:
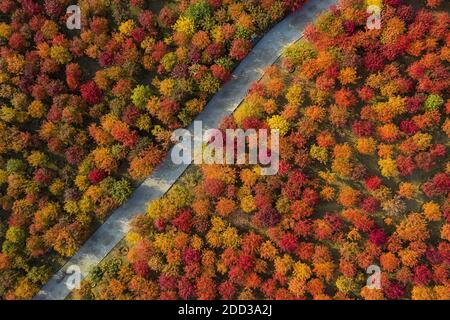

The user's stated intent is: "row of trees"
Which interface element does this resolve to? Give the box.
[0,0,308,299]
[73,0,449,300]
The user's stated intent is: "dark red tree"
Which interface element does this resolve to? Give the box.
[80,81,103,105]
[88,169,107,184]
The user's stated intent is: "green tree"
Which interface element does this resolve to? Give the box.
[131,85,152,110]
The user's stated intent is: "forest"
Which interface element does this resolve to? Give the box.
[70,0,450,300]
[0,0,307,299]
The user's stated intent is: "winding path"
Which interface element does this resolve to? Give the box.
[34,0,337,300]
